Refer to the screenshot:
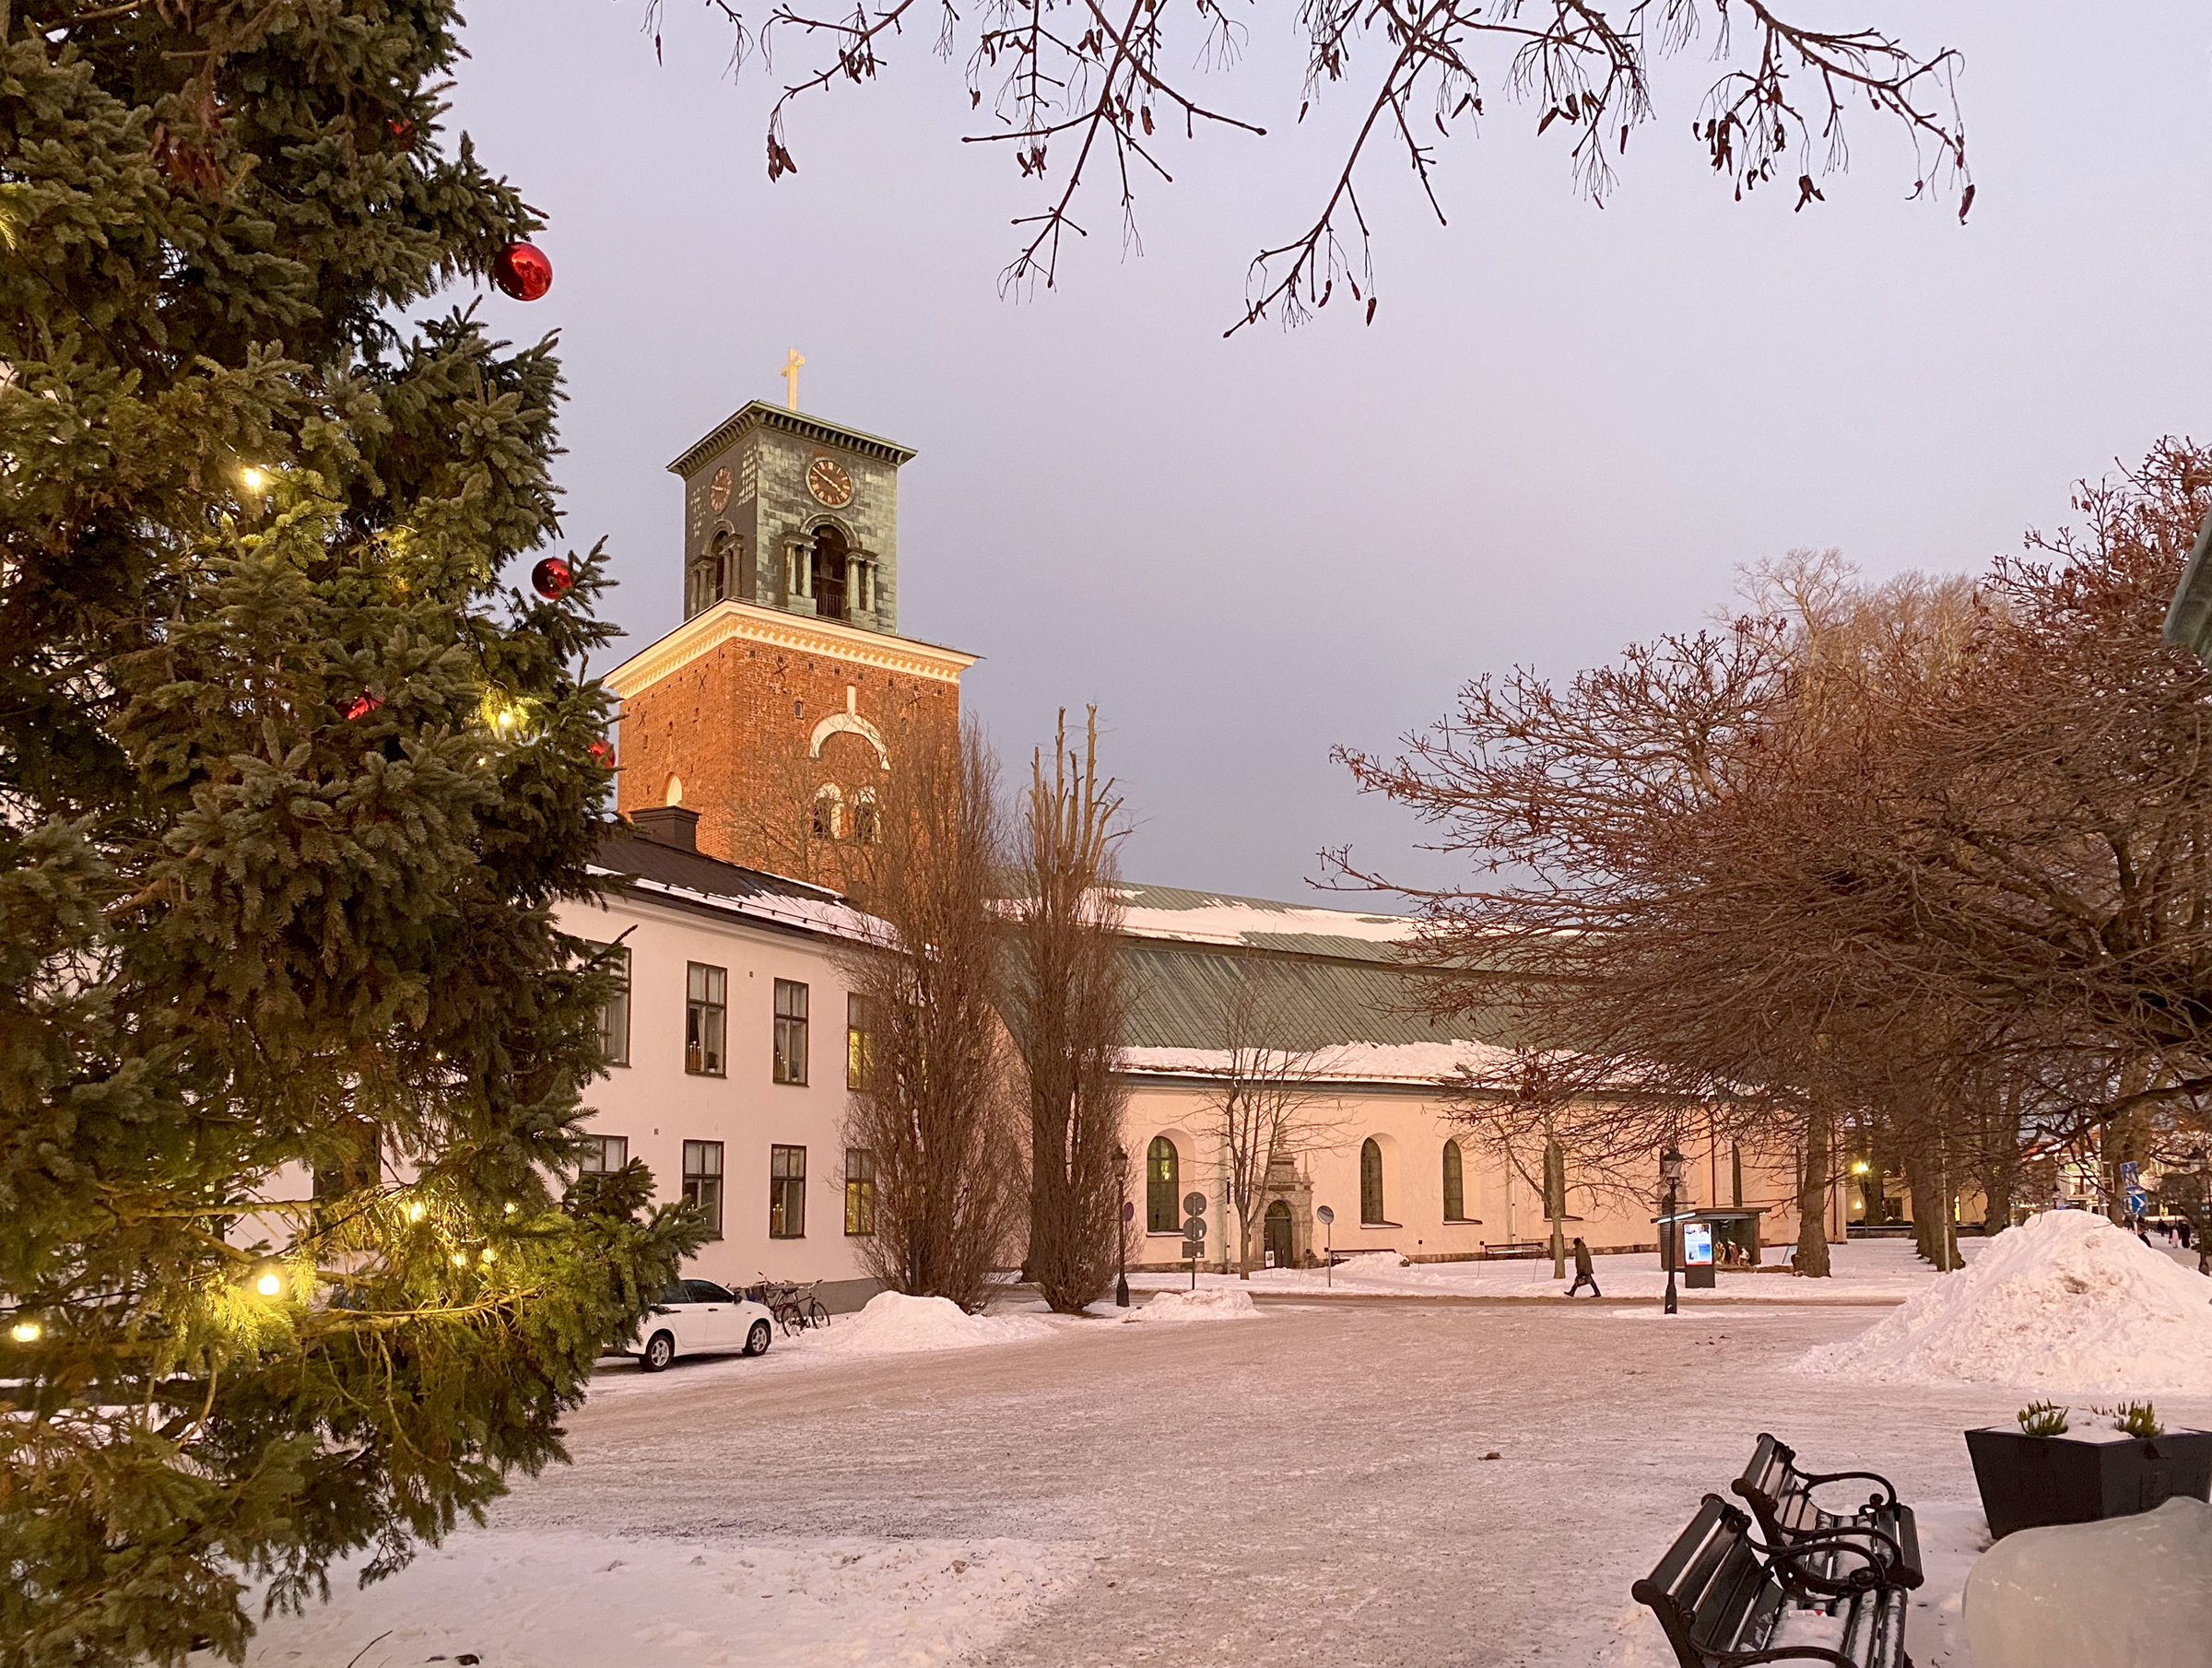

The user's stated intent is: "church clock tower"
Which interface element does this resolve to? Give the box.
[606,394,975,879]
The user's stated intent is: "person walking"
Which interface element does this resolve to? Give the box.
[1566,1236,1601,1298]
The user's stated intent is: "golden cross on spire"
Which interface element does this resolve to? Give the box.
[780,348,805,411]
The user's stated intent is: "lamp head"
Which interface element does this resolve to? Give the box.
[1659,1143,1685,1185]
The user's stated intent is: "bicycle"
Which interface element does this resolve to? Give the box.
[755,1275,830,1336]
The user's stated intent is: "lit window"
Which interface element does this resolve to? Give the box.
[682,1140,724,1239]
[687,963,726,1075]
[845,1148,876,1236]
[774,980,808,1085]
[846,993,874,1091]
[771,1144,806,1238]
[1147,1137,1179,1233]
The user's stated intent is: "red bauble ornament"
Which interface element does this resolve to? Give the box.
[490,241,552,301]
[587,738,615,769]
[530,556,574,600]
[341,691,383,722]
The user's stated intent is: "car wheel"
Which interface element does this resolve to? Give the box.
[641,1330,676,1372]
[744,1320,771,1357]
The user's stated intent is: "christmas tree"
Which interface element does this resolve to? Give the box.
[0,6,701,1663]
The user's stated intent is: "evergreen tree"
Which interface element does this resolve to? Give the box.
[0,6,702,1663]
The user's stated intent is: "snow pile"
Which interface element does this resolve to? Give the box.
[806,1290,1053,1357]
[1794,1210,2212,1395]
[1127,1287,1260,1324]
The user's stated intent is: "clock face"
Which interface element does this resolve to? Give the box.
[806,455,853,509]
[708,466,732,511]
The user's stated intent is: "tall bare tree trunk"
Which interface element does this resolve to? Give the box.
[1794,1103,1832,1277]
[838,724,1028,1310]
[1005,709,1129,1313]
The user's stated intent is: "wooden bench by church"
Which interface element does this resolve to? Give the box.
[1480,1240,1550,1260]
[1632,1494,1909,1668]
[1731,1433,1924,1601]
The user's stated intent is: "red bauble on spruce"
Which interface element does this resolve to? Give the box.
[490,241,552,301]
[530,556,574,600]
[341,691,383,722]
[588,738,615,769]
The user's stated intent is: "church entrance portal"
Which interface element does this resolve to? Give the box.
[1264,1200,1294,1269]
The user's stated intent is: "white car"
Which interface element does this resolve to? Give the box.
[633,1279,777,1371]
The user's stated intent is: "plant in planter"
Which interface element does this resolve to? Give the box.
[1967,1401,2212,1539]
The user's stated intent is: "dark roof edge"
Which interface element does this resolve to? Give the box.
[666,403,918,476]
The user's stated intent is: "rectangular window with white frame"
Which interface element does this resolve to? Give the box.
[593,943,630,1067]
[683,1140,724,1239]
[687,963,725,1075]
[846,993,873,1091]
[771,1144,806,1238]
[578,1134,629,1175]
[773,979,808,1085]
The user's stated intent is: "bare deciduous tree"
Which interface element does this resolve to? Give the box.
[1198,968,1349,1278]
[837,722,1028,1311]
[1003,707,1129,1313]
[650,0,1968,329]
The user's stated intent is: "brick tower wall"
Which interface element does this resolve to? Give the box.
[615,636,960,882]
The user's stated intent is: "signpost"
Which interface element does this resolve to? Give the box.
[1182,1191,1207,1290]
[1316,1204,1335,1289]
[1118,1200,1135,1308]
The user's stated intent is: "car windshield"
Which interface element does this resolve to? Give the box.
[687,1280,735,1302]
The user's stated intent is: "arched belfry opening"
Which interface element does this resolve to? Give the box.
[810,523,849,623]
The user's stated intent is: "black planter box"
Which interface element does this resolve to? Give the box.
[1965,1426,2212,1540]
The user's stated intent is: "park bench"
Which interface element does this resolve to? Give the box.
[1632,1494,1910,1668]
[1480,1240,1550,1259]
[1731,1434,1924,1601]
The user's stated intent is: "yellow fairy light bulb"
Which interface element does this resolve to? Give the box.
[9,1320,41,1344]
[254,1272,283,1297]
[480,1247,497,1264]
[503,1202,518,1216]
[239,465,270,493]
[452,1251,469,1267]
[405,1200,426,1222]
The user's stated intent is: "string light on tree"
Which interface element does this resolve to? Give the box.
[253,1272,282,1297]
[9,1321,40,1344]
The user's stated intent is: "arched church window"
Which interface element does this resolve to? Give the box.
[812,785,842,840]
[810,524,850,622]
[664,774,684,807]
[852,794,879,847]
[1146,1136,1179,1233]
[1360,1138,1385,1225]
[1443,1140,1467,1222]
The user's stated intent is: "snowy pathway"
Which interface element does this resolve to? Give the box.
[203,1283,2212,1667]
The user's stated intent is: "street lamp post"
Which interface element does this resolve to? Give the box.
[1660,1142,1686,1316]
[1115,1146,1131,1309]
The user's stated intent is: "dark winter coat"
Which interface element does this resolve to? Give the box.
[1572,1240,1594,1275]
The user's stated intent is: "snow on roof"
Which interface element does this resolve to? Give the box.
[1108,883,1416,951]
[1118,1039,1524,1086]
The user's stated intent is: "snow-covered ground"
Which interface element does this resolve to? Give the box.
[202,1238,2212,1668]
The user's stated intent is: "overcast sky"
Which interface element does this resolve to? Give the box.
[448,1,2212,906]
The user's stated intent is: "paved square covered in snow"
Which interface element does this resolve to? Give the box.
[198,1235,2212,1667]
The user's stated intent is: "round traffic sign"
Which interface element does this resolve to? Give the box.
[1122,1201,1135,1223]
[1315,1204,1335,1226]
[1182,1216,1207,1241]
[1183,1192,1207,1217]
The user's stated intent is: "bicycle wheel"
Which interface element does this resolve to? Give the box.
[805,1298,830,1330]
[777,1304,806,1338]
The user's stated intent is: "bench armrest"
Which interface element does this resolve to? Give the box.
[1771,1526,1909,1585]
[1797,1468,1899,1509]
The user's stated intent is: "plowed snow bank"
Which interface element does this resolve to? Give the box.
[809,1291,1053,1356]
[1793,1210,2212,1395]
[1127,1287,1258,1323]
